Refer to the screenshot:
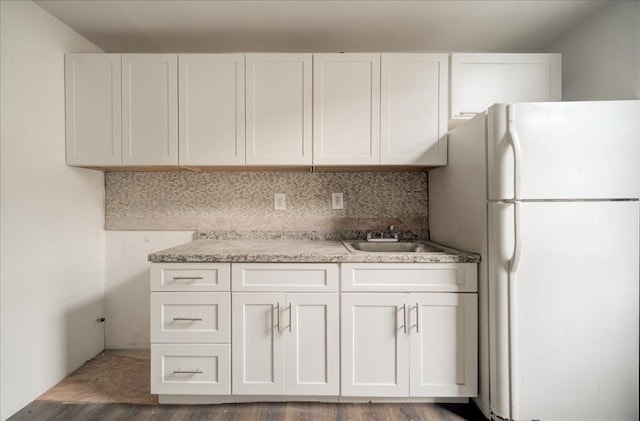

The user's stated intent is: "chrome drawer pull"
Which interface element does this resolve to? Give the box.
[172,369,202,374]
[415,303,420,333]
[172,276,203,281]
[172,317,203,322]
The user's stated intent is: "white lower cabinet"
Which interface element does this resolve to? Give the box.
[232,292,339,396]
[342,292,477,398]
[150,264,232,396]
[409,294,478,397]
[341,294,410,397]
[151,261,477,402]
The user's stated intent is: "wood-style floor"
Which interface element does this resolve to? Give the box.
[10,350,487,421]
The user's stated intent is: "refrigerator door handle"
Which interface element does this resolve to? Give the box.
[509,201,522,275]
[507,105,523,201]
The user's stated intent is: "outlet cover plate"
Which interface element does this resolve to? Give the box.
[274,193,286,210]
[332,193,344,210]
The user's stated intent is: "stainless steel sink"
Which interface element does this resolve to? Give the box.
[342,241,444,253]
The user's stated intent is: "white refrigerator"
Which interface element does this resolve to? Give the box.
[429,101,639,421]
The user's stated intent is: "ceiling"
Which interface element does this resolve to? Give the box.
[35,0,611,53]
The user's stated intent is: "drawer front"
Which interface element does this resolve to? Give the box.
[341,263,477,292]
[151,263,230,292]
[232,263,339,292]
[151,292,230,343]
[151,343,230,395]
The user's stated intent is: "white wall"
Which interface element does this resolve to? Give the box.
[0,2,105,419]
[547,1,640,100]
[105,231,194,349]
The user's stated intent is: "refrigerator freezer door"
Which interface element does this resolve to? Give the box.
[489,200,639,421]
[488,100,640,201]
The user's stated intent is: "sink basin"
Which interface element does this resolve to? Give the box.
[343,241,444,253]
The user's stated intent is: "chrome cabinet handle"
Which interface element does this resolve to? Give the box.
[172,276,203,281]
[271,303,276,331]
[288,303,292,333]
[402,304,407,334]
[276,302,281,332]
[397,305,407,334]
[172,317,202,321]
[415,303,420,333]
[172,369,202,374]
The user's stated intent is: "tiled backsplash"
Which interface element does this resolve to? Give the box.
[105,171,428,232]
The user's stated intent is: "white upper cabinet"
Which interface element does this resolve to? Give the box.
[451,53,561,119]
[381,53,448,166]
[313,54,381,165]
[245,54,312,165]
[122,54,178,165]
[179,54,245,166]
[65,54,122,166]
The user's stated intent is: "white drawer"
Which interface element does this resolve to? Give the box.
[151,263,230,292]
[231,263,339,292]
[151,343,230,395]
[341,263,478,292]
[151,292,230,343]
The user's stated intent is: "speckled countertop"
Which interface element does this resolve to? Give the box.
[148,240,480,264]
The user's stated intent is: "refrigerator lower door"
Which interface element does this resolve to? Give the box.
[489,200,639,421]
[487,100,640,201]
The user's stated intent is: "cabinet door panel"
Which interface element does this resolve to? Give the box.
[246,54,312,165]
[313,54,380,165]
[65,54,121,166]
[232,293,286,395]
[409,293,477,397]
[341,263,478,293]
[381,53,448,165]
[286,293,339,396]
[232,263,339,292]
[179,54,245,165]
[122,54,178,165]
[451,53,561,118]
[341,293,409,397]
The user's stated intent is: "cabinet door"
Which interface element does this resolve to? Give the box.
[409,293,477,397]
[341,293,409,397]
[65,54,121,166]
[179,54,245,165]
[122,54,178,165]
[313,54,381,165]
[381,53,448,166]
[246,54,312,165]
[450,53,561,119]
[232,293,286,395]
[286,293,339,396]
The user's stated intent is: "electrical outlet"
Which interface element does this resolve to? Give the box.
[274,193,286,210]
[332,193,344,210]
